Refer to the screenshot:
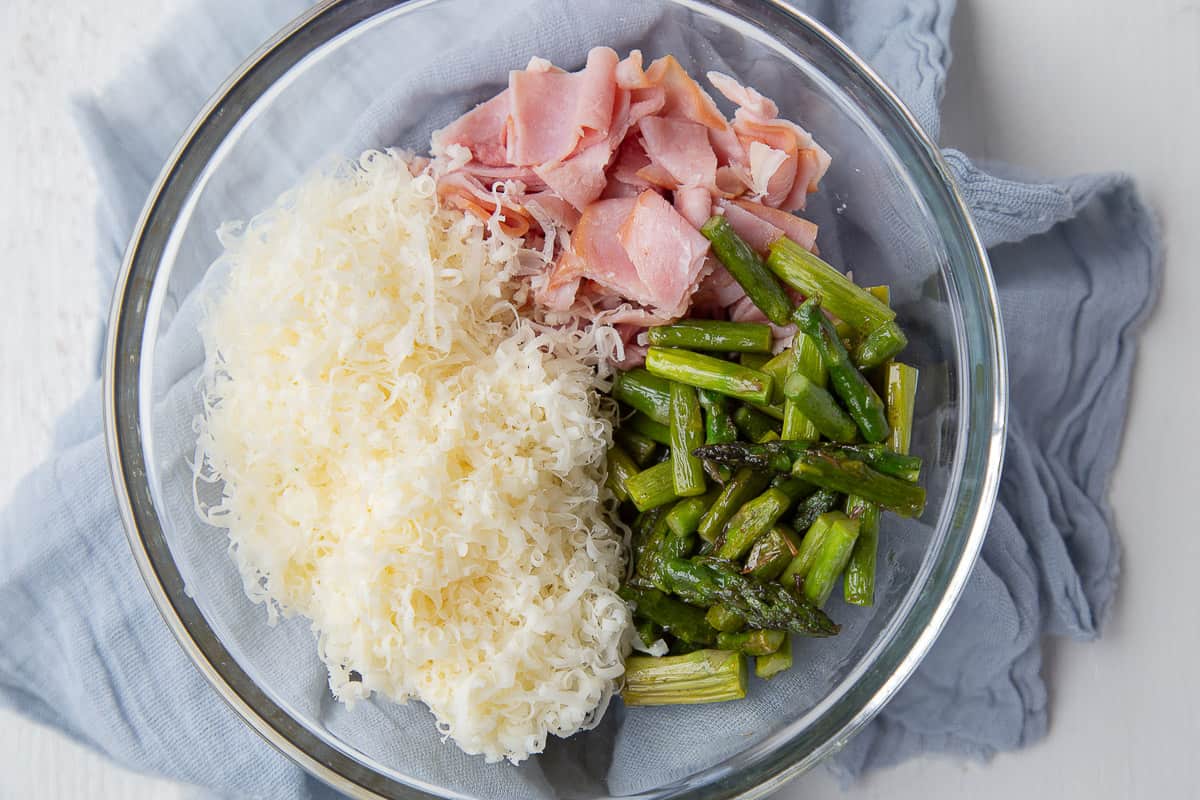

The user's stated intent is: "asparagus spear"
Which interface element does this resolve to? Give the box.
[743,524,801,581]
[793,297,890,443]
[647,320,774,353]
[606,446,639,503]
[693,441,921,482]
[754,633,793,678]
[697,388,738,445]
[661,557,840,637]
[778,511,838,586]
[614,428,658,466]
[612,368,672,425]
[700,215,794,325]
[622,649,748,706]
[792,450,925,517]
[717,629,786,656]
[739,352,772,370]
[759,347,799,405]
[782,373,860,442]
[697,467,772,543]
[854,321,908,369]
[618,585,717,645]
[866,285,891,305]
[628,412,672,446]
[625,460,680,512]
[646,347,774,406]
[886,361,920,456]
[766,237,896,334]
[782,333,825,441]
[665,487,722,539]
[792,488,840,532]
[705,604,747,632]
[717,479,808,560]
[733,405,783,443]
[843,495,881,606]
[670,383,707,497]
[800,513,860,607]
[746,401,787,422]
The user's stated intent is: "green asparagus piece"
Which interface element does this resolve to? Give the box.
[697,467,772,543]
[792,450,925,517]
[782,373,859,442]
[647,320,774,353]
[866,285,891,305]
[701,215,794,325]
[744,524,801,581]
[782,333,825,441]
[739,352,772,370]
[778,512,838,586]
[628,412,672,446]
[614,428,658,466]
[634,506,673,587]
[625,460,680,512]
[612,368,672,425]
[754,633,793,678]
[793,297,890,443]
[792,488,840,533]
[717,629,786,656]
[667,637,707,655]
[733,405,783,443]
[670,384,707,497]
[693,441,920,482]
[746,401,787,422]
[606,446,639,503]
[802,514,861,607]
[618,585,717,645]
[697,389,738,445]
[760,347,799,404]
[705,604,747,632]
[767,237,896,334]
[854,321,908,369]
[622,649,748,706]
[634,618,664,649]
[716,479,808,561]
[886,362,919,456]
[646,347,774,406]
[843,495,881,606]
[666,487,722,538]
[661,557,840,637]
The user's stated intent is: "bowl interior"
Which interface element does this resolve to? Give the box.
[111,0,1003,798]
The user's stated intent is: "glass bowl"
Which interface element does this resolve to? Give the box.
[103,0,1007,797]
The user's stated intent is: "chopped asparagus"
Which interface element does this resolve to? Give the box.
[854,321,908,369]
[614,428,658,466]
[782,333,825,441]
[792,450,925,517]
[648,320,774,353]
[766,237,896,334]
[802,513,861,607]
[885,362,920,456]
[670,383,707,497]
[717,629,786,656]
[697,388,738,445]
[705,603,747,632]
[793,297,890,443]
[843,495,881,606]
[612,368,673,426]
[645,347,774,406]
[701,215,794,325]
[629,412,672,446]
[733,405,783,443]
[622,649,748,706]
[717,479,808,561]
[782,373,860,442]
[606,445,639,503]
[754,633,793,679]
[778,511,839,586]
[665,487,722,538]
[743,524,801,581]
[635,618,664,649]
[625,460,680,512]
[697,467,772,543]
[618,585,717,645]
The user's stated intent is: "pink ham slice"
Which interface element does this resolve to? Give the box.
[674,185,713,229]
[437,172,535,238]
[617,190,711,318]
[717,198,818,253]
[507,47,619,166]
[433,90,511,167]
[639,116,718,189]
[560,197,649,301]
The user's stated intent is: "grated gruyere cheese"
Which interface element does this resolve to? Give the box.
[193,149,630,764]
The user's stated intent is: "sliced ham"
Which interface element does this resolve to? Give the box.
[534,139,613,211]
[617,190,711,318]
[432,90,511,167]
[437,172,534,238]
[717,200,787,254]
[564,197,650,301]
[615,50,652,90]
[507,47,619,165]
[646,55,729,131]
[673,185,713,230]
[728,199,819,251]
[639,116,718,189]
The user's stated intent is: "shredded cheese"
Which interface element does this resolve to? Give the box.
[194,149,629,764]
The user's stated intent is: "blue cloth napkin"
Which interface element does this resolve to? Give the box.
[0,0,1159,798]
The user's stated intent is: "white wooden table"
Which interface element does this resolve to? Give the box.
[2,1,1197,797]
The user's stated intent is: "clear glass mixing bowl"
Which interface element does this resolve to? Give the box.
[104,0,1007,797]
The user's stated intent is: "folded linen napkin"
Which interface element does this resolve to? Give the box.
[0,0,1159,797]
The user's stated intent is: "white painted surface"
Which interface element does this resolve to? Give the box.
[0,0,1195,798]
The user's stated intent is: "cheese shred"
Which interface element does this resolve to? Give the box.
[194,150,629,763]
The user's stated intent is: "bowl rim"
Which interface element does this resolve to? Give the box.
[103,1,1008,797]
